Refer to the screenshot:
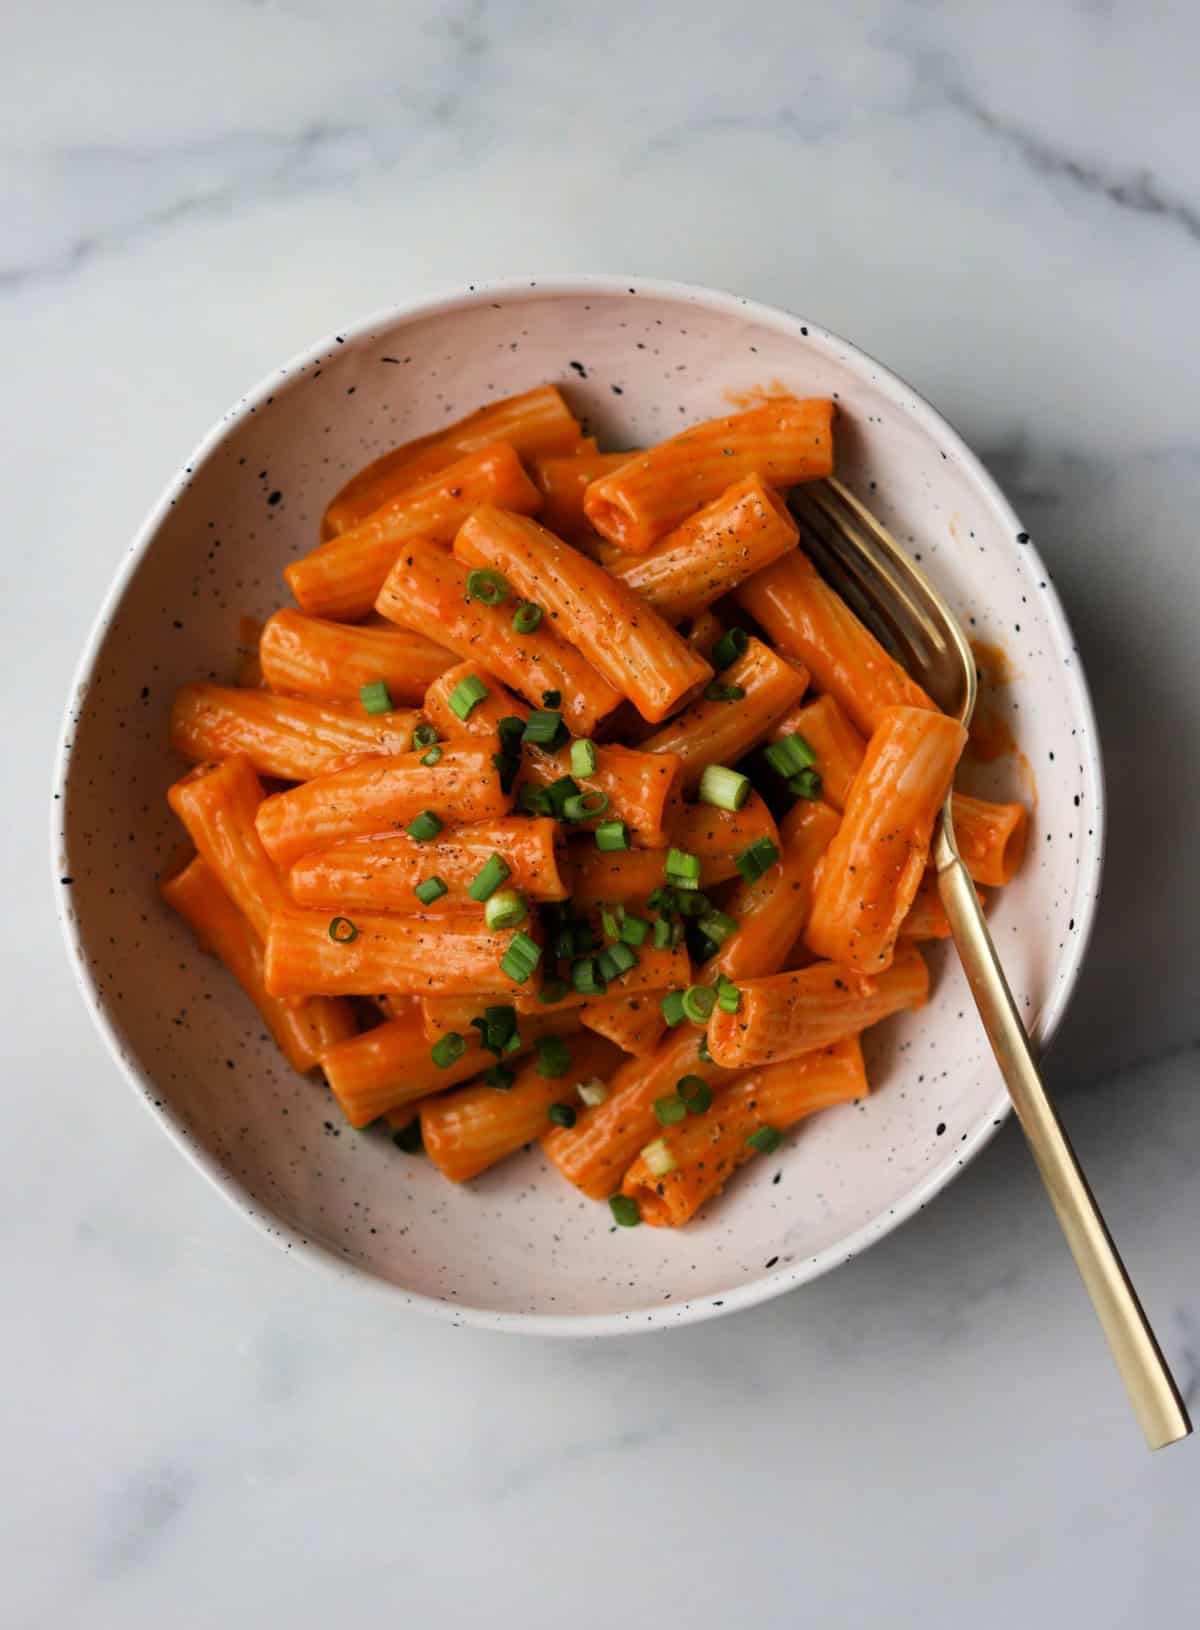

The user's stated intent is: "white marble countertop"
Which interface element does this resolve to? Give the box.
[8,2,1199,1623]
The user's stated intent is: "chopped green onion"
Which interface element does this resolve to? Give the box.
[697,1031,714,1064]
[677,1075,713,1114]
[654,1094,686,1127]
[599,904,623,942]
[716,976,741,1014]
[652,917,674,948]
[523,709,568,751]
[609,1194,640,1227]
[477,1004,518,1056]
[571,957,606,996]
[512,601,543,634]
[764,733,817,778]
[698,910,738,947]
[412,721,440,750]
[421,745,443,766]
[704,682,747,703]
[664,847,702,889]
[542,690,562,708]
[517,784,553,816]
[563,790,609,822]
[734,835,780,883]
[485,1063,516,1090]
[492,749,519,794]
[597,943,637,982]
[711,626,750,670]
[500,930,542,984]
[536,1035,571,1078]
[682,984,717,1024]
[646,885,674,913]
[327,916,358,944]
[619,913,649,947]
[547,1101,577,1128]
[595,820,631,851]
[466,567,511,606]
[788,768,824,800]
[359,680,393,715]
[431,1032,467,1068]
[468,852,512,902]
[660,991,687,1027]
[641,1136,678,1177]
[413,876,448,906]
[497,715,526,755]
[747,1125,784,1154]
[392,1121,424,1153]
[538,977,571,1005]
[698,764,751,812]
[570,738,598,778]
[576,1077,608,1108]
[543,775,581,819]
[485,888,527,930]
[448,674,489,720]
[675,889,711,918]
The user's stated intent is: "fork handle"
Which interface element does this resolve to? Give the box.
[937,854,1191,1450]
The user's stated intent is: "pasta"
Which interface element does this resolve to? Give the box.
[706,946,930,1069]
[805,707,968,974]
[606,475,799,623]
[161,855,355,1071]
[375,538,622,734]
[422,1034,624,1183]
[323,384,582,537]
[258,609,454,704]
[170,682,417,782]
[291,442,542,619]
[621,1038,868,1226]
[454,506,713,722]
[583,397,834,550]
[160,376,1029,1230]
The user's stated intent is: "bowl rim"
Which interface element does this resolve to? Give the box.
[51,272,1106,1337]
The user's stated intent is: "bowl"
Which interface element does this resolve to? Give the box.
[53,276,1104,1333]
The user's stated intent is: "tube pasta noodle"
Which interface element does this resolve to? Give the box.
[622,1038,868,1226]
[422,1034,624,1183]
[288,817,567,911]
[376,538,622,735]
[157,375,1029,1227]
[640,637,809,791]
[170,683,417,782]
[255,744,511,869]
[583,397,834,551]
[707,946,930,1070]
[735,550,933,736]
[606,475,799,623]
[259,609,454,704]
[161,856,355,1072]
[805,707,967,974]
[454,506,713,723]
[291,442,542,620]
[323,384,582,537]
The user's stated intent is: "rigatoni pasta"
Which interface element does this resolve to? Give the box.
[160,375,1030,1230]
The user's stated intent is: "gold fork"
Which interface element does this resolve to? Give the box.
[789,478,1191,1452]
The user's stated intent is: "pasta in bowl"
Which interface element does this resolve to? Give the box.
[54,278,1103,1331]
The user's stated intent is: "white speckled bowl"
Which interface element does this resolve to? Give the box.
[53,276,1104,1333]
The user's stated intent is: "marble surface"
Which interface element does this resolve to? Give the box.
[8,1,1199,1623]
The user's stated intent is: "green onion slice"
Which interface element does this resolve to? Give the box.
[698,764,751,812]
[609,1194,641,1227]
[359,680,393,715]
[485,888,527,930]
[468,852,512,902]
[448,674,489,720]
[660,991,687,1028]
[747,1125,784,1154]
[595,820,630,851]
[536,1035,571,1078]
[681,984,717,1024]
[431,1031,467,1068]
[704,682,747,703]
[563,790,609,822]
[500,930,542,984]
[466,568,511,606]
[764,733,817,778]
[413,876,448,906]
[327,916,358,944]
[512,601,543,634]
[570,739,598,778]
[654,1094,687,1127]
[710,626,750,670]
[734,835,780,883]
